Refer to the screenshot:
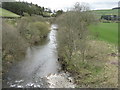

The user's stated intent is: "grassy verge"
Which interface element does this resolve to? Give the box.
[89,23,118,44]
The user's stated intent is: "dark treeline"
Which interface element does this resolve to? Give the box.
[112,7,120,9]
[101,15,120,21]
[52,10,64,17]
[2,2,53,17]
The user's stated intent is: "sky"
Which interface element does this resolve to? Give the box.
[16,0,119,11]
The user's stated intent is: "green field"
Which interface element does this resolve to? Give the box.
[0,8,20,17]
[93,9,118,19]
[89,23,118,44]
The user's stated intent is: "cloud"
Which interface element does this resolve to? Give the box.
[17,0,119,10]
[90,1,119,10]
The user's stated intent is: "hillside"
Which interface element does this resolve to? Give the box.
[0,8,20,17]
[93,9,118,18]
[2,2,52,17]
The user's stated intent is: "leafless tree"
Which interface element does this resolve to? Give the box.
[56,2,96,62]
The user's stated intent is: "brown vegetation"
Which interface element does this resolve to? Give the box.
[56,3,118,88]
[2,16,50,73]
[2,21,28,72]
[17,16,50,45]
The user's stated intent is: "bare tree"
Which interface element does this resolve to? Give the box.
[56,2,96,62]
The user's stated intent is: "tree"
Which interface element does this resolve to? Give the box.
[56,2,96,62]
[56,10,63,16]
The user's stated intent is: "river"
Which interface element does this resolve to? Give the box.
[3,24,75,88]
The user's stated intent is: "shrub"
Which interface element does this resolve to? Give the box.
[17,16,50,45]
[26,21,50,44]
[2,21,28,72]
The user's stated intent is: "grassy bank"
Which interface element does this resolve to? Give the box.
[89,23,118,44]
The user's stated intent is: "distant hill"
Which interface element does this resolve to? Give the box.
[112,7,120,9]
[93,9,118,19]
[2,2,52,17]
[0,8,20,17]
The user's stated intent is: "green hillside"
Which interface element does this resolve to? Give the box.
[93,9,118,18]
[0,8,20,17]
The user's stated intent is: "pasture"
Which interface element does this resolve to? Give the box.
[0,8,20,17]
[93,9,118,19]
[89,23,118,44]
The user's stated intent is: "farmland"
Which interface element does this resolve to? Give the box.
[93,9,118,19]
[89,22,118,44]
[0,8,20,17]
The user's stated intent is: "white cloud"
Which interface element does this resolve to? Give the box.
[17,0,119,10]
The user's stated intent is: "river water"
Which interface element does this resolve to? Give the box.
[3,24,75,88]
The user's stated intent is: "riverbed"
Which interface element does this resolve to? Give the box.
[2,24,75,88]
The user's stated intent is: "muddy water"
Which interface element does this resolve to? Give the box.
[3,24,60,88]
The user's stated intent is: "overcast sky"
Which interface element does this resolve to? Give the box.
[16,0,119,10]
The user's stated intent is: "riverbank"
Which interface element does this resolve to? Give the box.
[55,8,118,87]
[58,40,118,88]
[46,71,75,88]
[2,16,51,77]
[3,24,76,88]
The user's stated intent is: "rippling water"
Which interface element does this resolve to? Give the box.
[3,24,60,88]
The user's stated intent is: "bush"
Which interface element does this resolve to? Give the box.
[17,16,50,45]
[26,21,50,44]
[2,21,28,72]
